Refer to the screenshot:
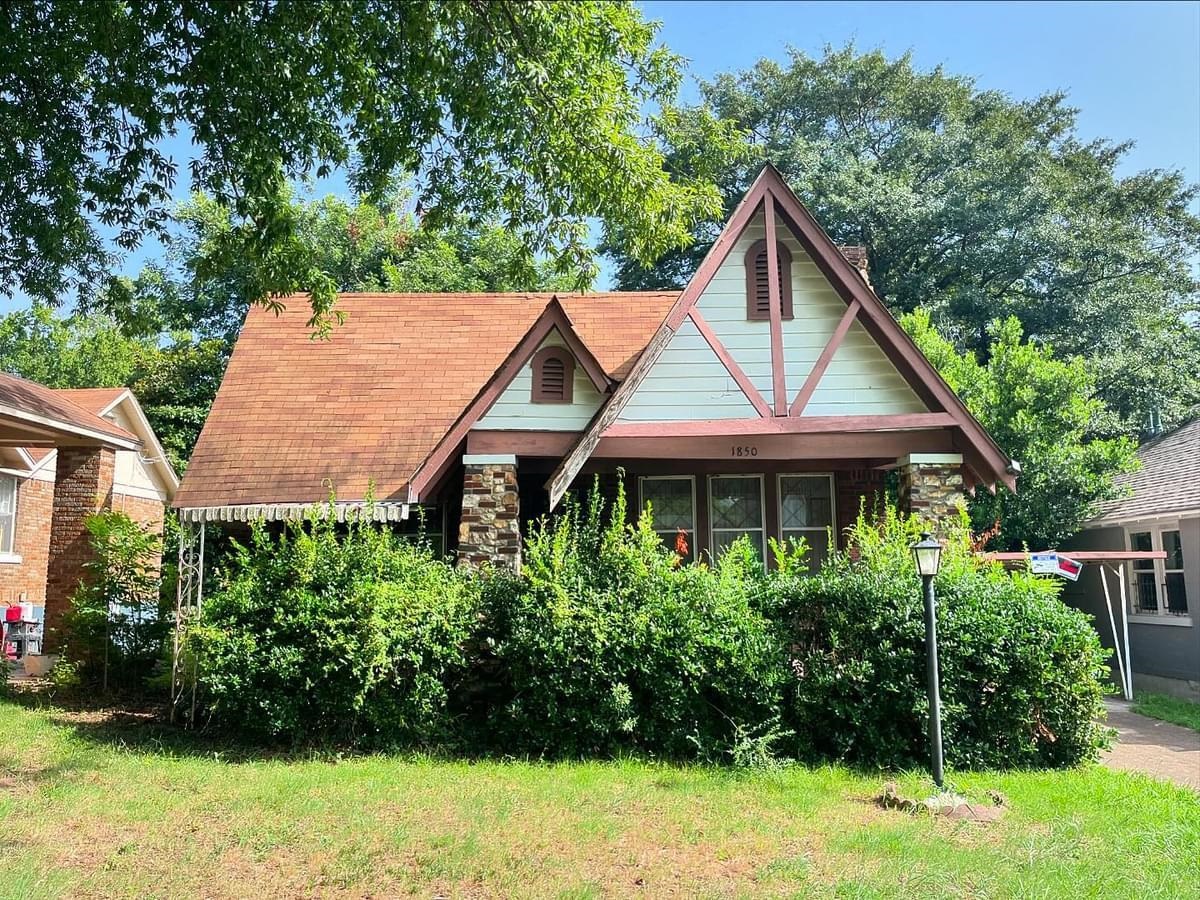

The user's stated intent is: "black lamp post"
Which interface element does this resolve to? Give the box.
[910,530,945,788]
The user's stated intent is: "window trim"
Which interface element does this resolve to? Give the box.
[530,346,575,404]
[638,475,697,559]
[0,474,17,560]
[744,239,794,321]
[708,473,767,560]
[777,473,836,558]
[1125,523,1191,626]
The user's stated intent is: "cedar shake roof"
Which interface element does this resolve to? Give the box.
[0,372,138,448]
[1089,419,1200,525]
[175,292,678,509]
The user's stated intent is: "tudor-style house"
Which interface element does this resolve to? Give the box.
[175,166,1018,569]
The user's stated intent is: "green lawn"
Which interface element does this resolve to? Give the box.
[0,700,1197,899]
[1132,692,1200,733]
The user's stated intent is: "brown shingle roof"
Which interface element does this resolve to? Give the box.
[1089,419,1200,525]
[0,372,138,447]
[174,292,677,509]
[56,387,128,414]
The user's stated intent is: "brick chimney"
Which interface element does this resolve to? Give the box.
[837,245,871,286]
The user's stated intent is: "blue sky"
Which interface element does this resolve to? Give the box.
[6,1,1197,309]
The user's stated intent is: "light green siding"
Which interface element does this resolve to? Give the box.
[474,331,603,431]
[622,209,926,422]
[619,317,759,421]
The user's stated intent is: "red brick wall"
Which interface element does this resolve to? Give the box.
[0,476,54,606]
[112,491,166,573]
[44,447,116,650]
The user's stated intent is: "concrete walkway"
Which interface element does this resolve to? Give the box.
[1101,698,1200,791]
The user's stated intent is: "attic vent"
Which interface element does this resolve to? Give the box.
[745,239,793,321]
[531,347,575,404]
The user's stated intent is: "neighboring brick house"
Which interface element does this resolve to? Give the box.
[1064,420,1199,699]
[175,166,1018,570]
[0,375,178,647]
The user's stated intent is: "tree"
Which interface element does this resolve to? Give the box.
[3,189,576,468]
[1,0,724,320]
[902,310,1139,551]
[611,45,1200,435]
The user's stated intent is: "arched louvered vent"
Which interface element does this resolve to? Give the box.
[745,239,793,320]
[531,347,575,403]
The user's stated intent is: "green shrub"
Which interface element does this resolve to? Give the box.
[484,481,784,760]
[772,503,1111,769]
[190,505,482,746]
[63,510,168,692]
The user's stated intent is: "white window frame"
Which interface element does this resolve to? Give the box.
[638,475,697,558]
[708,474,766,560]
[777,473,836,559]
[1125,523,1191,626]
[0,475,18,563]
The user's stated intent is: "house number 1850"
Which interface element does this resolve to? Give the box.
[730,445,758,457]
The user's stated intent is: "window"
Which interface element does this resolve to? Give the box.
[531,347,575,404]
[639,476,696,562]
[778,474,835,566]
[745,239,793,320]
[709,475,765,560]
[398,505,445,557]
[0,476,15,557]
[1127,526,1189,621]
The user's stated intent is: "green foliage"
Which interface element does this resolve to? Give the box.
[773,503,1111,770]
[902,310,1139,549]
[63,511,167,692]
[1,0,721,314]
[485,481,785,760]
[190,505,482,746]
[1132,692,1200,733]
[615,44,1200,436]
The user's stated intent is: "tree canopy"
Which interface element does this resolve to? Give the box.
[1,0,724,323]
[902,311,1138,550]
[611,45,1200,436]
[3,189,572,468]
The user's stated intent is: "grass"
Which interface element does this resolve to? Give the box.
[1132,692,1200,732]
[0,699,1197,899]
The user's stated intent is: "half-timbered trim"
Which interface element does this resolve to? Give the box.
[789,299,861,416]
[603,413,956,438]
[764,194,788,416]
[688,308,772,418]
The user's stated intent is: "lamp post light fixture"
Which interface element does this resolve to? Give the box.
[910,531,945,788]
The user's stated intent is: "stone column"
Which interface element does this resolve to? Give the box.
[457,454,521,571]
[44,446,116,650]
[896,453,966,536]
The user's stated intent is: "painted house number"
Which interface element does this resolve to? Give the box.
[730,445,759,457]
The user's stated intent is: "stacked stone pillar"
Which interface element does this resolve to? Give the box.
[896,453,966,536]
[457,455,521,571]
[44,446,115,650]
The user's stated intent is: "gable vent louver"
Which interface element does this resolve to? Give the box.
[746,240,793,320]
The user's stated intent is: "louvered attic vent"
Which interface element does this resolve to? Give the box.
[745,239,793,320]
[531,347,575,403]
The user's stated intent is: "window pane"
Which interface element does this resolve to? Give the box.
[784,529,829,567]
[1135,571,1159,612]
[1163,531,1184,570]
[1165,573,1188,614]
[713,529,764,561]
[641,479,694,531]
[780,476,832,529]
[1130,532,1154,570]
[0,477,14,554]
[710,477,763,530]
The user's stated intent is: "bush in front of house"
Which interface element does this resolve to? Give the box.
[61,510,170,692]
[189,505,482,746]
[770,503,1111,769]
[482,482,786,760]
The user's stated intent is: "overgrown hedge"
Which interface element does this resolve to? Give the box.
[189,486,1111,768]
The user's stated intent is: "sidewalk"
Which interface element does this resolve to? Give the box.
[1101,698,1200,791]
